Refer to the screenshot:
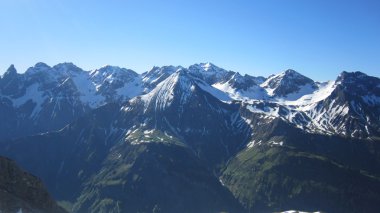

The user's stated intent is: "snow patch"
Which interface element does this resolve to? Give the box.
[71,72,105,108]
[246,140,262,149]
[12,83,47,118]
[213,81,267,100]
[197,81,232,102]
[246,105,279,118]
[277,81,336,110]
[115,76,144,100]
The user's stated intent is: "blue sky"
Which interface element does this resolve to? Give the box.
[0,0,379,81]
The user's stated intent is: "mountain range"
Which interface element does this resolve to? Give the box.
[0,62,379,213]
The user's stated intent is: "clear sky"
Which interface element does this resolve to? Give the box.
[0,0,379,81]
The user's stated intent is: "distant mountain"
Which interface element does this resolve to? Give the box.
[0,156,66,213]
[0,63,143,140]
[0,62,379,213]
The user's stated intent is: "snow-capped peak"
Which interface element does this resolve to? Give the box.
[2,61,379,139]
[202,62,213,70]
[189,62,225,73]
[139,69,231,111]
[25,62,52,74]
[261,69,308,87]
[188,62,233,84]
[198,62,220,72]
[53,62,84,73]
[144,65,183,76]
[140,69,192,110]
[142,65,183,88]
[97,65,134,73]
[228,72,244,84]
[261,69,317,97]
[90,65,138,79]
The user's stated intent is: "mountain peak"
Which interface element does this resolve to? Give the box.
[146,65,182,74]
[156,68,192,89]
[174,67,190,75]
[53,62,83,73]
[139,68,231,114]
[140,69,195,111]
[6,64,16,71]
[261,69,316,97]
[337,71,368,82]
[98,65,122,71]
[227,72,244,84]
[3,64,17,77]
[200,62,216,71]
[96,65,136,74]
[280,69,306,79]
[25,62,52,74]
[284,69,298,74]
[34,62,51,69]
[334,71,380,98]
[340,70,367,76]
[190,62,222,72]
[188,63,233,84]
[142,65,183,88]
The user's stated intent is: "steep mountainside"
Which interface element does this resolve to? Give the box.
[0,156,66,213]
[221,106,380,212]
